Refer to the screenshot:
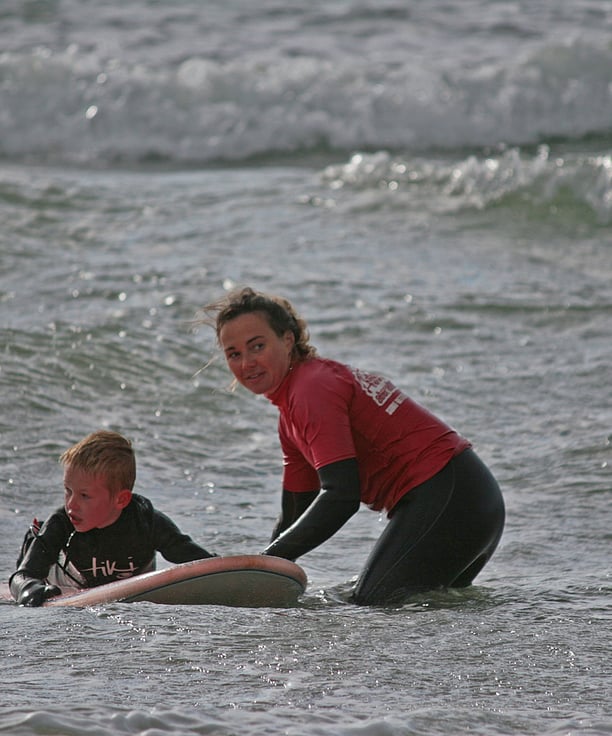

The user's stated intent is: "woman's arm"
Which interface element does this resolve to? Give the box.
[263,458,361,561]
[269,488,319,541]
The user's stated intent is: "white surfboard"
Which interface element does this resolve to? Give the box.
[2,556,307,608]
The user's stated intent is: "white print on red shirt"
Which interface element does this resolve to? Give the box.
[352,368,406,415]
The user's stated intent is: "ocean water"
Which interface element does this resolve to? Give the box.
[0,1,610,734]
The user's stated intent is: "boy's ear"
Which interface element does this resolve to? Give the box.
[116,489,132,510]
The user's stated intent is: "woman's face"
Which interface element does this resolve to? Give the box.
[219,312,295,396]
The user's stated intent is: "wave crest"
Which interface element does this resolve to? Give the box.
[0,41,611,166]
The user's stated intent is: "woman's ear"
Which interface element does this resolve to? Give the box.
[284,329,295,352]
[116,489,132,510]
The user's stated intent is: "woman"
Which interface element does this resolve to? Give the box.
[202,286,505,605]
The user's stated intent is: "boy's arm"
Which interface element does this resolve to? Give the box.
[9,573,61,607]
[10,516,67,606]
[153,510,217,563]
[9,539,62,606]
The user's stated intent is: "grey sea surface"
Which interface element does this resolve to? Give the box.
[1,1,610,734]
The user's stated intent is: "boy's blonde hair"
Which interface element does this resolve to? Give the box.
[59,430,136,496]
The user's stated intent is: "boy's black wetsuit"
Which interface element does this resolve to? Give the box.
[10,493,215,606]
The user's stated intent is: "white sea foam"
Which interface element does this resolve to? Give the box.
[0,2,610,164]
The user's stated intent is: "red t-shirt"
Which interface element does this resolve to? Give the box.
[267,358,471,514]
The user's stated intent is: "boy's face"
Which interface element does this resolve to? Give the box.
[63,465,131,532]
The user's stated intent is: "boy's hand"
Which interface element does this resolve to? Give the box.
[17,579,62,607]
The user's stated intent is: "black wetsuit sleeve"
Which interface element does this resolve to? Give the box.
[263,458,361,561]
[153,510,217,562]
[269,489,320,542]
[9,514,69,603]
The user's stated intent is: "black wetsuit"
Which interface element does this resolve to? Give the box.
[265,448,505,606]
[352,448,505,604]
[10,493,215,603]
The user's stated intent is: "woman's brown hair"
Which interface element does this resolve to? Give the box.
[201,286,318,362]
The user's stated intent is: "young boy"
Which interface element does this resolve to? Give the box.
[10,430,216,607]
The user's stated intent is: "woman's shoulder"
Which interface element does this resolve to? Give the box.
[290,358,354,400]
[296,356,350,377]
